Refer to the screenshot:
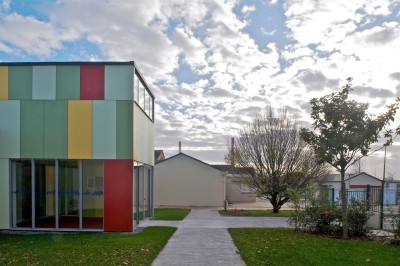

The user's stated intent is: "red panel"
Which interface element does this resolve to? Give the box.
[349,185,381,189]
[80,65,104,100]
[104,160,133,232]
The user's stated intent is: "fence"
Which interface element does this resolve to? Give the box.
[326,187,398,212]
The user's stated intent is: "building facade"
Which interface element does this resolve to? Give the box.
[0,61,154,232]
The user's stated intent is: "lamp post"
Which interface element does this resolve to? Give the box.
[380,145,387,229]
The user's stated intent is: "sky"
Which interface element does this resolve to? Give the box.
[1,0,400,179]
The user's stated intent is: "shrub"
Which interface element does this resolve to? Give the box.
[289,187,340,234]
[346,198,373,237]
[289,187,373,238]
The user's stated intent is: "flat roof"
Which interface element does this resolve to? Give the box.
[0,61,135,66]
[0,61,154,97]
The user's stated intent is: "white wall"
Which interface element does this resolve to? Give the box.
[154,154,225,207]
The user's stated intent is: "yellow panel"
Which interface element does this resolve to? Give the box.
[68,100,92,159]
[0,66,8,99]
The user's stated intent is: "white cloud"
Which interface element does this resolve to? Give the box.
[0,13,78,56]
[241,5,256,16]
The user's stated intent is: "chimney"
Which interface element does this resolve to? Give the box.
[231,137,235,167]
[179,141,182,153]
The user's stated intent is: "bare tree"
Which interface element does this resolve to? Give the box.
[227,106,330,213]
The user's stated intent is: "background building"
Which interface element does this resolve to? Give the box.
[0,61,154,232]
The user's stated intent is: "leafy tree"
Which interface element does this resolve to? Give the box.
[227,106,330,213]
[300,77,399,239]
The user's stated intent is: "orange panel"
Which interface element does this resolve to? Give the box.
[68,100,92,159]
[0,66,8,100]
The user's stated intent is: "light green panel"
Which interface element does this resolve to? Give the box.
[8,66,32,100]
[20,101,44,158]
[56,65,80,100]
[44,101,68,158]
[92,101,116,159]
[0,159,10,229]
[32,65,56,100]
[105,65,133,100]
[116,101,133,159]
[0,101,20,158]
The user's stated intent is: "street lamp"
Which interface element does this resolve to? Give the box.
[380,145,387,229]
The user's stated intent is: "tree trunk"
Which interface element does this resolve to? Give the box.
[340,167,348,239]
[270,196,281,213]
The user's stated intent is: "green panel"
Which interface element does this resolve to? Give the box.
[0,159,10,229]
[0,101,20,158]
[93,101,116,159]
[116,101,133,159]
[56,65,80,100]
[32,65,56,100]
[8,66,32,100]
[105,65,133,100]
[20,101,44,158]
[44,101,68,158]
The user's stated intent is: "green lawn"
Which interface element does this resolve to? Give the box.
[0,227,176,265]
[229,228,400,266]
[153,208,191,220]
[219,209,292,217]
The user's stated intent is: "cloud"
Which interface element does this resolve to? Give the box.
[0,13,78,56]
[1,0,10,11]
[364,24,400,45]
[352,86,394,98]
[297,70,339,91]
[390,72,400,81]
[241,5,256,16]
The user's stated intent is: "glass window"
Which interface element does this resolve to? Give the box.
[11,160,32,228]
[58,160,79,229]
[35,160,56,228]
[134,73,140,104]
[82,160,104,229]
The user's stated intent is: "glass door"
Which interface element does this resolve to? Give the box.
[58,160,79,229]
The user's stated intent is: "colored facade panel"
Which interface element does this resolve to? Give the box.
[8,66,32,100]
[0,159,9,229]
[32,65,56,100]
[56,65,80,100]
[20,101,44,158]
[104,160,133,231]
[0,66,8,100]
[0,101,20,158]
[68,100,92,159]
[44,101,68,158]
[80,65,104,100]
[105,65,133,100]
[116,101,133,159]
[92,101,116,159]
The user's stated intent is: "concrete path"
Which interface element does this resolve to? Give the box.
[139,209,289,266]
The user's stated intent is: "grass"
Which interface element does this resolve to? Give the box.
[229,228,400,266]
[219,209,292,217]
[0,226,176,265]
[153,208,191,220]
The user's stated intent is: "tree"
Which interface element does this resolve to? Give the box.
[227,106,330,213]
[300,77,399,239]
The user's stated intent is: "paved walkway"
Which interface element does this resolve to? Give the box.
[139,209,289,265]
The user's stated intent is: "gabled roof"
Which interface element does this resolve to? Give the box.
[322,172,381,183]
[155,152,215,169]
[154,150,165,163]
[347,172,382,182]
[212,164,253,175]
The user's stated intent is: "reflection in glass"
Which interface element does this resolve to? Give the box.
[82,160,104,229]
[35,160,56,228]
[11,160,32,228]
[58,160,79,229]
